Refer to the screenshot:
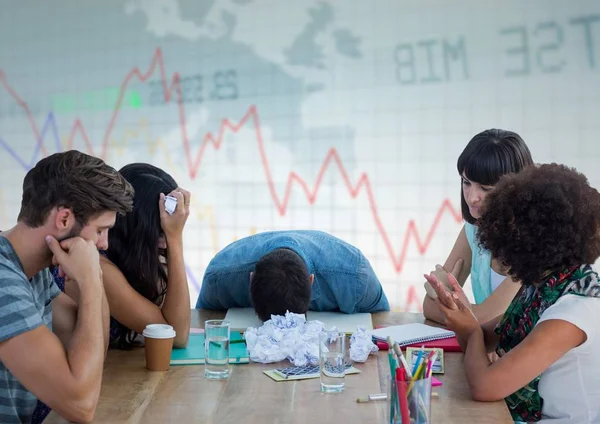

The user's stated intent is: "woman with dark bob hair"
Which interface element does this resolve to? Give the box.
[428,163,600,423]
[423,129,534,324]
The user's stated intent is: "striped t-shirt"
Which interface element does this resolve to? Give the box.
[0,236,60,423]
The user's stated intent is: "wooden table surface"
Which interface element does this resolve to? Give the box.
[45,310,511,423]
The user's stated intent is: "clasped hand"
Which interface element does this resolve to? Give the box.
[424,270,480,340]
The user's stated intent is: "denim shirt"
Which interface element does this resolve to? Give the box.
[196,230,389,314]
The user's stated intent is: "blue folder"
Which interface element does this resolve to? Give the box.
[170,331,249,365]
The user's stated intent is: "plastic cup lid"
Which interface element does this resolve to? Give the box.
[142,324,176,339]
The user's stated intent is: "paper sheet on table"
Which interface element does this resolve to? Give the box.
[308,311,373,333]
[263,366,361,382]
[224,308,262,331]
[224,308,373,334]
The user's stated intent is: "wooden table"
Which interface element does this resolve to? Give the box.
[46,311,511,423]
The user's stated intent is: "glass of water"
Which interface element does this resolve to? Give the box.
[319,331,346,393]
[204,320,230,380]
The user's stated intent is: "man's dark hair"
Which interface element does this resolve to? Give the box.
[18,150,134,227]
[457,129,533,224]
[477,163,600,285]
[250,248,312,321]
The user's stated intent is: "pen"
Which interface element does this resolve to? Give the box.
[386,341,398,422]
[396,368,411,424]
[412,348,424,377]
[394,343,413,379]
[273,369,289,379]
[356,392,440,403]
[407,360,426,395]
[356,393,387,403]
[426,352,437,378]
[209,339,245,348]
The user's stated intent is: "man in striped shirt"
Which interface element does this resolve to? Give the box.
[0,151,133,423]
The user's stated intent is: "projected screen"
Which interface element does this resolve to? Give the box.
[1,1,598,310]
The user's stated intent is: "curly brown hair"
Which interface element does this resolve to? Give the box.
[477,163,600,285]
[18,150,134,227]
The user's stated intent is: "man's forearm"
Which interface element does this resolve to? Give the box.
[101,287,110,351]
[66,279,105,398]
[64,275,110,349]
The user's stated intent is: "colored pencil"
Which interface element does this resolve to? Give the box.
[396,368,411,424]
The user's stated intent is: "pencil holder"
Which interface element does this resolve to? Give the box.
[385,375,432,424]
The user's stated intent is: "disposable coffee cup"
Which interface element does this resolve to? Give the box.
[143,324,176,371]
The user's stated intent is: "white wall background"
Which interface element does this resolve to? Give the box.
[1,0,599,309]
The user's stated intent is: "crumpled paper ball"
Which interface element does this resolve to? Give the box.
[349,325,379,362]
[244,311,325,366]
[244,313,378,365]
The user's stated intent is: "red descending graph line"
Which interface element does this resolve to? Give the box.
[0,70,48,157]
[0,47,463,275]
[404,286,422,312]
[193,106,462,273]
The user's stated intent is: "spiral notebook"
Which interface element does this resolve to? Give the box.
[371,323,455,347]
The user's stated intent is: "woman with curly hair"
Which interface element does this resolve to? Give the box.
[423,129,534,324]
[427,163,600,423]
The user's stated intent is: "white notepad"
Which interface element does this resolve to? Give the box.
[307,311,374,333]
[371,323,455,347]
[224,308,262,330]
[224,308,373,334]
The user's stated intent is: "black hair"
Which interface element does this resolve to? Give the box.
[105,163,177,348]
[477,163,600,285]
[250,248,312,321]
[457,129,533,224]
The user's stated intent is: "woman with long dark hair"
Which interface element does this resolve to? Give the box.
[99,163,191,349]
[422,129,534,324]
[33,163,191,423]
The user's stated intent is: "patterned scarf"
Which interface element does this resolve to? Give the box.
[495,264,600,422]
